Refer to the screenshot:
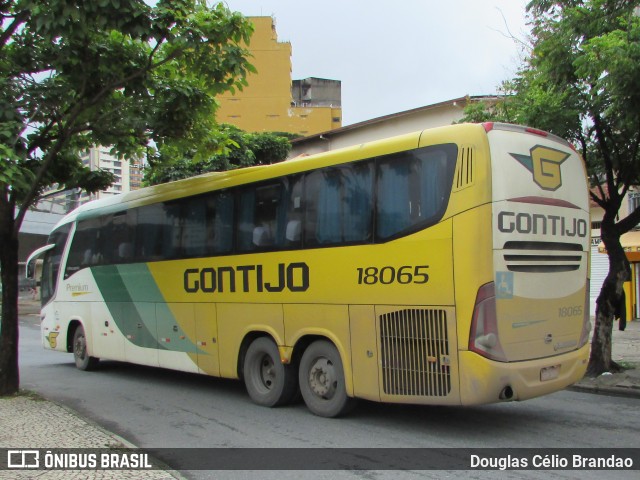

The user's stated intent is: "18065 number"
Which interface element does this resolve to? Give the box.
[356,265,429,285]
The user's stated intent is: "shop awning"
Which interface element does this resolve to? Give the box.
[598,230,640,261]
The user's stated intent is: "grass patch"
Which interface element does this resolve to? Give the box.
[616,361,638,371]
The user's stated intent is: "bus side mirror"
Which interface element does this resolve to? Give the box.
[25,243,56,280]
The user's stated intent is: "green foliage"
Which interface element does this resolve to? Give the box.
[461,1,640,202]
[522,0,640,220]
[0,0,254,213]
[456,86,519,125]
[144,125,292,185]
[522,0,640,375]
[458,1,640,374]
[0,0,254,394]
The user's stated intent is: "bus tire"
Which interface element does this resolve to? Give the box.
[243,337,297,407]
[299,340,356,418]
[72,325,99,371]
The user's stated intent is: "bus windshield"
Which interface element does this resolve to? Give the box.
[41,225,70,305]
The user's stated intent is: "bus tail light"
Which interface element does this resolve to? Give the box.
[578,280,591,348]
[469,282,507,362]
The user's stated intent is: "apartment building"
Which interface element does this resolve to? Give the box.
[216,17,342,136]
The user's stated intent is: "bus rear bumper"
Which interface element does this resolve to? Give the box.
[458,344,589,405]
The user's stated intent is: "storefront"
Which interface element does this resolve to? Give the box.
[597,231,640,320]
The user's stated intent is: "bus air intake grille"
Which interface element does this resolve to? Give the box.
[454,146,475,191]
[502,241,583,273]
[379,309,451,397]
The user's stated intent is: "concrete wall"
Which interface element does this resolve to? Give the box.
[289,97,472,157]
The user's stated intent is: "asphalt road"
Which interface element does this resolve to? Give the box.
[17,313,640,480]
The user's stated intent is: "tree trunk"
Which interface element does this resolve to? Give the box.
[586,227,629,377]
[0,206,20,395]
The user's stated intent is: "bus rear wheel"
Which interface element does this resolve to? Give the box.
[72,325,99,371]
[299,340,356,418]
[243,337,297,407]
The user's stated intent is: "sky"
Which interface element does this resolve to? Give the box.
[222,0,532,126]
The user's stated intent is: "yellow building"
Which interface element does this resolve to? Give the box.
[216,17,341,136]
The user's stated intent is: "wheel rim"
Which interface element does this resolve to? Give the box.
[259,354,276,390]
[74,333,86,360]
[308,357,337,399]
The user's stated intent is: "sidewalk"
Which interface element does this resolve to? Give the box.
[1,298,181,479]
[569,316,640,397]
[2,299,639,478]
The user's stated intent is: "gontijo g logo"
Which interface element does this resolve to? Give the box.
[510,145,570,191]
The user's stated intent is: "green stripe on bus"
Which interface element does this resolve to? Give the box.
[92,265,164,350]
[92,264,200,354]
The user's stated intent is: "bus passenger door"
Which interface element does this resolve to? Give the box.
[157,303,199,374]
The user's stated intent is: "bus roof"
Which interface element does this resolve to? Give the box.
[51,123,493,231]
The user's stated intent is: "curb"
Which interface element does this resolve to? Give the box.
[568,383,640,400]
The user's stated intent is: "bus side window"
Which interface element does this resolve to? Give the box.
[163,202,183,259]
[181,191,235,257]
[237,182,287,252]
[376,159,412,239]
[136,203,166,262]
[305,162,373,246]
[65,217,102,277]
[284,175,303,248]
[342,162,373,243]
[304,169,338,246]
[211,192,234,254]
[101,211,136,265]
[182,196,208,257]
[376,145,456,240]
[237,188,257,251]
[114,210,136,262]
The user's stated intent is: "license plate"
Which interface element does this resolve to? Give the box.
[540,365,560,382]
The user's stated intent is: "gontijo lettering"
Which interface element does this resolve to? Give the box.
[498,211,588,238]
[184,262,309,294]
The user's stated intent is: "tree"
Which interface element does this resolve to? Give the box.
[461,0,640,375]
[0,0,254,395]
[143,124,292,185]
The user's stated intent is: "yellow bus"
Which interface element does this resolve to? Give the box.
[27,123,591,417]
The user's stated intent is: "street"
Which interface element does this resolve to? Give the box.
[17,312,640,480]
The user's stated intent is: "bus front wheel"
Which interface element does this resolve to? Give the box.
[72,325,99,371]
[299,340,356,418]
[243,337,297,407]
